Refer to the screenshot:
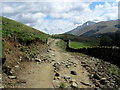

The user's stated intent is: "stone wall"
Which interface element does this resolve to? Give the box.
[65,40,120,67]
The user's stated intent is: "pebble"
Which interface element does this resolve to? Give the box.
[80,81,91,86]
[71,82,78,88]
[70,79,76,83]
[15,65,19,68]
[35,58,41,62]
[47,50,49,52]
[8,76,17,79]
[51,54,55,56]
[52,59,55,62]
[53,80,60,88]
[57,77,61,80]
[64,75,70,80]
[55,72,60,77]
[92,73,101,80]
[71,71,77,75]
[99,78,107,85]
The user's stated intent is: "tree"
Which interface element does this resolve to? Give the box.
[111,32,120,47]
[100,36,111,46]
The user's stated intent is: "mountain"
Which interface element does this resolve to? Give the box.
[82,21,96,27]
[66,20,119,37]
[66,21,95,35]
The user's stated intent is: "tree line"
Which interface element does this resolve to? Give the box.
[100,32,120,47]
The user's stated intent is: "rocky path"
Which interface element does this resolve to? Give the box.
[3,38,120,88]
[13,38,95,88]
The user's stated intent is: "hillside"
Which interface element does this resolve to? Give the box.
[66,20,119,37]
[1,17,49,85]
[2,17,48,44]
[1,16,49,63]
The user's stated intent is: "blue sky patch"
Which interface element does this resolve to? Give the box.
[89,2,114,10]
[89,2,105,10]
[44,16,52,21]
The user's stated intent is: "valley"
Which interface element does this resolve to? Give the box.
[1,17,120,88]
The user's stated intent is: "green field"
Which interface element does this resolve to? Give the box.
[70,41,93,49]
[52,34,100,46]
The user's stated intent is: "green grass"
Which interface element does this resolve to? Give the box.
[109,64,120,77]
[0,41,2,58]
[70,41,93,49]
[2,16,48,44]
[52,34,100,46]
[56,39,67,50]
[59,82,65,88]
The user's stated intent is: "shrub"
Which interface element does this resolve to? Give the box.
[100,36,111,46]
[59,82,65,88]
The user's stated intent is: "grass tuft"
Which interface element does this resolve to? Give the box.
[59,82,65,88]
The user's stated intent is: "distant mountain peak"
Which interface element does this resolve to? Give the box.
[82,21,96,27]
[65,21,96,35]
[66,20,118,37]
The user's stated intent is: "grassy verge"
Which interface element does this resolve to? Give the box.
[109,64,120,77]
[70,41,93,49]
[56,39,67,51]
[0,41,2,58]
[52,34,100,46]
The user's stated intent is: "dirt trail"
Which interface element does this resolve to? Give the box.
[16,62,54,88]
[48,39,62,62]
[15,38,94,88]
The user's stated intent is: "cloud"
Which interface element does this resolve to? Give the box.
[2,4,15,15]
[11,12,46,24]
[2,0,119,2]
[92,2,118,21]
[2,1,118,34]
[34,18,76,34]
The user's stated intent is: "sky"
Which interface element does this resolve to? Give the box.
[1,0,119,34]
